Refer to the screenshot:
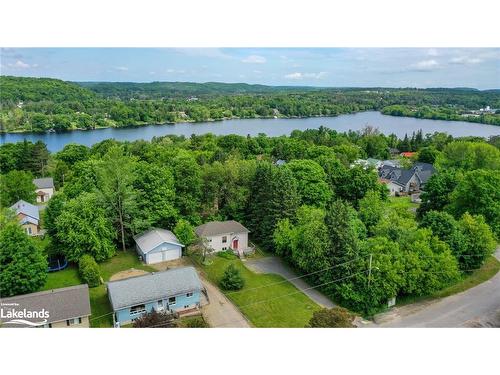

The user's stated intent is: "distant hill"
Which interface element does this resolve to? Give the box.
[0,76,96,103]
[77,81,321,99]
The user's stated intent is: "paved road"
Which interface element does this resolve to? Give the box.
[200,277,251,328]
[372,246,500,328]
[244,257,335,308]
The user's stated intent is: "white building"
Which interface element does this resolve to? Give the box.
[195,220,250,255]
[33,177,55,203]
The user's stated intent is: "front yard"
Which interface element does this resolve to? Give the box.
[195,254,321,327]
[42,250,155,327]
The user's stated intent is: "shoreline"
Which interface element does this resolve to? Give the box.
[2,110,499,135]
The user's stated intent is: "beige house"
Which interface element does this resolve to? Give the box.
[10,200,40,236]
[195,220,250,256]
[0,285,91,328]
[33,177,55,203]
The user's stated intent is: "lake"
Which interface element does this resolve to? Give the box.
[1,111,499,152]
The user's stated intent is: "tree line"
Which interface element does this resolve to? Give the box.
[1,76,499,132]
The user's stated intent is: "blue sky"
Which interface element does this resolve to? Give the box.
[1,48,499,89]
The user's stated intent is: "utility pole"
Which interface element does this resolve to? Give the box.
[367,253,373,287]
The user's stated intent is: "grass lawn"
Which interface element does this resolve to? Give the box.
[195,254,321,327]
[387,196,419,213]
[41,250,155,328]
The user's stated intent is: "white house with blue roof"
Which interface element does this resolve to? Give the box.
[134,228,184,264]
[106,267,203,326]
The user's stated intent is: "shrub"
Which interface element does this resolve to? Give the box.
[217,250,237,260]
[220,264,245,290]
[180,316,209,328]
[78,255,101,287]
[133,310,177,328]
[308,307,356,328]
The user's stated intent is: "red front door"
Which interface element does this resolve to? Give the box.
[232,239,239,250]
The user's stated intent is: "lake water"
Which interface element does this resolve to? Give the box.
[1,111,499,152]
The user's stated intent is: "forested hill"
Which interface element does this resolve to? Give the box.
[78,81,320,99]
[0,76,96,103]
[1,75,500,133]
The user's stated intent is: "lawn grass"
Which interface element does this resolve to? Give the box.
[396,255,500,306]
[387,196,419,212]
[195,255,321,327]
[42,265,81,291]
[40,250,155,328]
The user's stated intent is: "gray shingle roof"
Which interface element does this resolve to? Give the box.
[106,267,202,310]
[10,200,40,222]
[33,177,54,189]
[195,220,249,237]
[0,285,91,327]
[133,228,183,254]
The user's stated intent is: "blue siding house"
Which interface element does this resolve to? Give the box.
[107,267,203,327]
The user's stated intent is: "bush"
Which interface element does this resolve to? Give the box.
[78,255,101,287]
[308,307,356,328]
[217,250,237,260]
[220,264,245,290]
[180,316,209,328]
[133,310,177,328]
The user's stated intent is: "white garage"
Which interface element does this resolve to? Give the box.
[134,228,184,265]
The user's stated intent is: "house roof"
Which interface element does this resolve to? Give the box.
[133,228,183,254]
[378,165,415,187]
[106,267,202,311]
[195,220,249,237]
[33,177,54,189]
[10,200,40,221]
[0,285,91,327]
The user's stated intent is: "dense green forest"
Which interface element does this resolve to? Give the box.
[1,76,499,133]
[1,128,498,315]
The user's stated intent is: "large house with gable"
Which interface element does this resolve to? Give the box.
[378,162,436,196]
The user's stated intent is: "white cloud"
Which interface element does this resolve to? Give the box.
[284,71,327,80]
[7,60,32,69]
[114,66,129,71]
[241,55,267,64]
[409,59,440,71]
[449,56,483,65]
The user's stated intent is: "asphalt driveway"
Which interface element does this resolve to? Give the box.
[244,256,335,308]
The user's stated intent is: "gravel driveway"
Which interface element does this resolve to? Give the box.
[244,256,335,308]
[201,277,251,328]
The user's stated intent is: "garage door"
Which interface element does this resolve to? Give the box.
[147,252,163,264]
[162,248,181,261]
[147,248,181,264]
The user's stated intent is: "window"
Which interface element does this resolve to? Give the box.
[66,317,81,326]
[186,292,193,298]
[158,300,163,308]
[130,304,146,315]
[222,236,227,243]
[26,227,32,235]
[42,323,52,328]
[168,297,176,306]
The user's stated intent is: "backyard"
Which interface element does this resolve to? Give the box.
[194,253,321,327]
[41,250,155,328]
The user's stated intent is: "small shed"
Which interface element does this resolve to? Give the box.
[133,228,184,264]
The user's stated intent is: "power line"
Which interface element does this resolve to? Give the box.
[225,255,368,296]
